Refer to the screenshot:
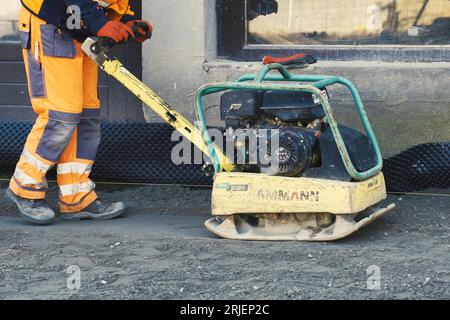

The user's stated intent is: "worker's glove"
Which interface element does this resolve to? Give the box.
[126,20,153,43]
[97,20,135,44]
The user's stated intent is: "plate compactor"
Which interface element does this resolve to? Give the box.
[82,37,395,241]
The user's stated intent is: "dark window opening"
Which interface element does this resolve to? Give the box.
[217,0,450,62]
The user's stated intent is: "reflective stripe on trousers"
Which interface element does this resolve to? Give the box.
[10,6,101,212]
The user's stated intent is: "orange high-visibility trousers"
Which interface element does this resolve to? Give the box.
[10,7,101,213]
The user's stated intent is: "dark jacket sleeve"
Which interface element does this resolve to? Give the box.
[120,14,135,23]
[63,0,109,34]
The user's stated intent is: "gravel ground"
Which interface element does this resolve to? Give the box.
[0,181,448,300]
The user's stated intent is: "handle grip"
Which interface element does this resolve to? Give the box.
[263,54,317,67]
[131,21,152,41]
[92,21,152,53]
[93,37,117,53]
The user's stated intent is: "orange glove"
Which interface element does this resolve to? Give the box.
[97,21,135,43]
[126,20,153,43]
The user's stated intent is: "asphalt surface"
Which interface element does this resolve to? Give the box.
[0,182,448,300]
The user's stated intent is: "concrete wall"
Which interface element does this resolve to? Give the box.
[142,1,450,157]
[142,0,216,121]
[0,0,20,40]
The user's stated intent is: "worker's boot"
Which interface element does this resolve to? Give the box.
[61,199,125,221]
[5,188,55,225]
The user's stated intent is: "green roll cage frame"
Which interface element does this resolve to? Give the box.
[194,63,383,181]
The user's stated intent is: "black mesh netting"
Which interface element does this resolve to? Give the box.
[0,121,448,192]
[95,122,212,185]
[383,141,450,192]
[0,121,32,172]
[0,121,211,185]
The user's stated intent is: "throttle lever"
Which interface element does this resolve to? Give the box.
[131,21,152,41]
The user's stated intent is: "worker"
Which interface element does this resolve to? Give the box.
[6,0,153,224]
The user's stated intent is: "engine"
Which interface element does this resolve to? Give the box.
[220,89,378,181]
